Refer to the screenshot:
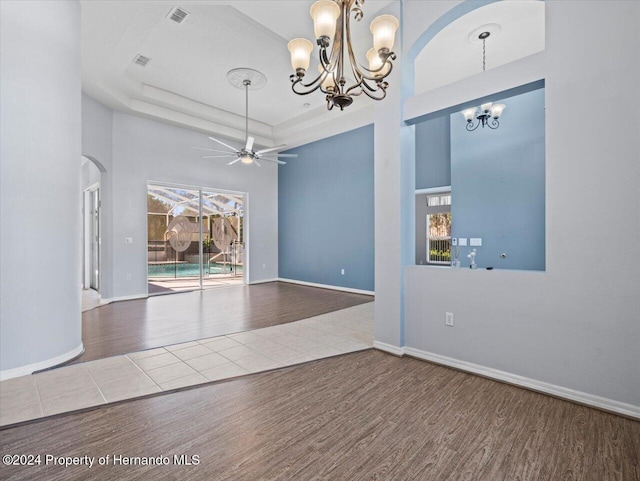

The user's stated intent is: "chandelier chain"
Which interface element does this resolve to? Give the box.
[482,37,486,72]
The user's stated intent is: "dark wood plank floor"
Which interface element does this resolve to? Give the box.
[1,350,638,481]
[78,282,373,362]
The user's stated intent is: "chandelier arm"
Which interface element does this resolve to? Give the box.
[337,0,350,94]
[487,118,499,129]
[343,3,395,91]
[353,80,387,101]
[291,77,326,96]
[465,120,480,132]
[359,54,396,82]
[358,71,390,94]
[342,0,371,99]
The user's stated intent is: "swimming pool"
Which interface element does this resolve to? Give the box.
[148,262,243,278]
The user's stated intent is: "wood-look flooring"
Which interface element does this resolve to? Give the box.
[1,350,638,481]
[78,282,373,363]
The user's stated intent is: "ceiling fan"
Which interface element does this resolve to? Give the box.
[193,68,297,167]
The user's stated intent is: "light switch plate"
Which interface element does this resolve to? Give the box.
[470,238,482,246]
[458,238,467,246]
[451,238,458,246]
[125,237,133,244]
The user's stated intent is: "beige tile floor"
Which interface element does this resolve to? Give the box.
[0,302,374,427]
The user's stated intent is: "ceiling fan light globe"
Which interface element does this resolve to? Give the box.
[240,155,253,164]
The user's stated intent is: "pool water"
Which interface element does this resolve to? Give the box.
[148,262,243,278]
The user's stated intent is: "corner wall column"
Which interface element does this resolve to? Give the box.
[0,0,83,378]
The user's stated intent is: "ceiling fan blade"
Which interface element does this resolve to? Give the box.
[254,159,261,167]
[202,155,236,158]
[208,136,239,152]
[275,153,298,158]
[261,157,287,165]
[245,136,254,151]
[227,158,241,165]
[192,147,235,154]
[255,144,287,155]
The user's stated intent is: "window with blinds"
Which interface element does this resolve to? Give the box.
[426,193,451,264]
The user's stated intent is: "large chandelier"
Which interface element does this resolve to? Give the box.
[287,0,399,111]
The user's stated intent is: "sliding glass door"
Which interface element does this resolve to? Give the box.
[147,184,245,295]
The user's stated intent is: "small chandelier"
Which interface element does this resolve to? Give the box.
[461,102,506,131]
[460,31,505,131]
[287,0,399,111]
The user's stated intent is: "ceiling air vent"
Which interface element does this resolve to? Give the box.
[133,54,151,67]
[167,7,189,24]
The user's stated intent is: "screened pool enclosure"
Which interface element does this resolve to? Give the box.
[147,184,245,294]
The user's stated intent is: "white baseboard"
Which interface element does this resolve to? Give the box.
[278,278,374,296]
[100,293,148,304]
[0,343,84,381]
[248,278,279,285]
[403,346,640,420]
[373,341,406,356]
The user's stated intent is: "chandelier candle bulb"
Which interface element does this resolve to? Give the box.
[318,64,336,90]
[366,48,390,78]
[310,0,341,41]
[370,14,400,52]
[490,103,505,119]
[287,38,314,73]
[462,107,477,122]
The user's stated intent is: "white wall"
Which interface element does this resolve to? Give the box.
[107,111,278,299]
[0,0,83,377]
[375,0,640,413]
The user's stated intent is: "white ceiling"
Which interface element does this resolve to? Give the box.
[414,1,545,94]
[81,0,394,146]
[81,1,545,146]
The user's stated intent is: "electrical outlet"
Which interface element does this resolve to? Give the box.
[341,269,345,275]
[125,237,133,244]
[445,312,454,327]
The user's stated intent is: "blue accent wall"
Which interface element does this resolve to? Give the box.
[416,115,451,189]
[450,88,546,271]
[278,125,374,291]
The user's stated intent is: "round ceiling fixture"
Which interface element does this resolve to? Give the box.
[468,23,502,45]
[226,68,267,90]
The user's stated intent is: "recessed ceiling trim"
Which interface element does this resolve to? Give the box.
[130,99,274,147]
[141,84,273,139]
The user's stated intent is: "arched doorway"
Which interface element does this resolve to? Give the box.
[81,155,106,309]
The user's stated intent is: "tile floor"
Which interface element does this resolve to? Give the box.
[0,302,374,427]
[81,288,101,312]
